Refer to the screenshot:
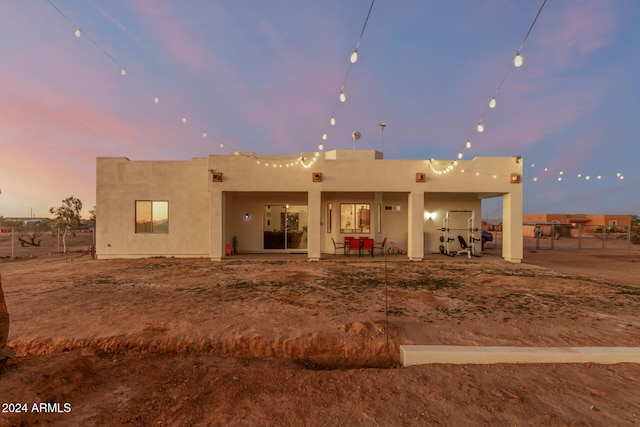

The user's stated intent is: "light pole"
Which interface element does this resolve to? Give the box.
[378,122,386,153]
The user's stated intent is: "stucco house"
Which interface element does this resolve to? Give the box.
[96,150,523,262]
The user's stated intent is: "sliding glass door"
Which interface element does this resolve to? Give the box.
[263,205,308,251]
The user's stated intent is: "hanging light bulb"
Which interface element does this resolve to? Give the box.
[533,177,538,182]
[597,175,602,180]
[619,175,625,180]
[330,116,336,126]
[476,122,484,133]
[457,151,463,159]
[120,68,127,76]
[322,133,327,141]
[74,29,81,37]
[219,142,224,148]
[202,131,208,138]
[557,177,562,181]
[339,90,346,103]
[514,53,524,67]
[318,143,324,151]
[154,96,160,103]
[181,116,187,123]
[350,49,359,64]
[465,140,471,149]
[489,97,497,109]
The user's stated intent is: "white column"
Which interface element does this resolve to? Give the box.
[502,191,523,263]
[209,189,224,261]
[307,189,321,261]
[407,191,424,261]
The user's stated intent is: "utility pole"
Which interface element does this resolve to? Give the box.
[378,123,386,154]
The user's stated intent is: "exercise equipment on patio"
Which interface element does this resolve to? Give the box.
[438,210,482,258]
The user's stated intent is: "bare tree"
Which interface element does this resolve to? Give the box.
[49,196,82,253]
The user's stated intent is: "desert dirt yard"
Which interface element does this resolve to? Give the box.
[1,233,639,426]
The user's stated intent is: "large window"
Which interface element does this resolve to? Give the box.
[135,201,169,233]
[340,203,370,233]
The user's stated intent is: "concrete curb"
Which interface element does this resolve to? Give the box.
[400,345,640,366]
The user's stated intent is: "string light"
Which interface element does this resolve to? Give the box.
[514,53,524,68]
[51,0,625,188]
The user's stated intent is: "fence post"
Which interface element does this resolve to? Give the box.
[578,224,582,249]
[628,225,632,251]
[602,226,606,249]
[550,224,555,250]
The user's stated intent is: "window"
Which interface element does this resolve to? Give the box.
[608,220,617,227]
[135,201,169,233]
[340,203,370,233]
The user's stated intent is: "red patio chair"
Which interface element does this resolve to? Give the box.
[362,238,374,257]
[348,238,361,257]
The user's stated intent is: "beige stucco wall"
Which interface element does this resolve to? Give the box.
[96,150,523,262]
[96,157,210,259]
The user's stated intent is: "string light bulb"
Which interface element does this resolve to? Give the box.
[154,96,160,103]
[489,97,497,109]
[120,68,127,76]
[350,50,359,64]
[476,122,484,133]
[339,90,346,103]
[457,151,463,159]
[322,133,327,141]
[330,116,336,126]
[202,131,208,138]
[74,29,81,37]
[465,140,471,149]
[181,116,187,124]
[514,53,524,67]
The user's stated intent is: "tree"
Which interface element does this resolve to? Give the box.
[49,196,82,253]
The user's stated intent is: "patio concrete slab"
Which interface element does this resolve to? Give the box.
[400,345,640,366]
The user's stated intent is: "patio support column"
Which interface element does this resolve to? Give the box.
[407,191,424,261]
[209,189,224,261]
[502,191,523,263]
[307,189,321,261]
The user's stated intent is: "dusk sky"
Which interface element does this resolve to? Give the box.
[1,1,638,221]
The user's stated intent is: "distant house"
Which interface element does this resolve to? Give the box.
[96,150,524,262]
[522,213,632,237]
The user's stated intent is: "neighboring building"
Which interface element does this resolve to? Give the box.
[96,150,524,262]
[523,213,632,237]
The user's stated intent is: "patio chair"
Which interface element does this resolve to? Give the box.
[348,238,361,257]
[373,237,387,255]
[331,237,345,256]
[361,238,374,257]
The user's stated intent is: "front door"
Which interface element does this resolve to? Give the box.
[263,205,308,251]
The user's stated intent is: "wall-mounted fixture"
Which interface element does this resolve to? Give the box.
[209,169,223,182]
[312,172,323,182]
[424,211,436,221]
[416,173,426,183]
[244,213,250,221]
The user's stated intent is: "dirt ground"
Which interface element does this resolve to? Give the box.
[0,234,639,426]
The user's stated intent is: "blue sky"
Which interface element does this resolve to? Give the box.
[0,0,638,220]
